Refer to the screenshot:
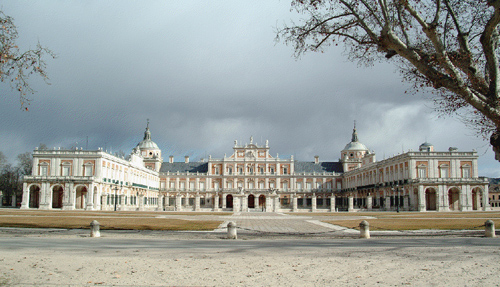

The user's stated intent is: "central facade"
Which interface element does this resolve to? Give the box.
[21,123,490,212]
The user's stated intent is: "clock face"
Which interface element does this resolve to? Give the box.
[246,151,255,158]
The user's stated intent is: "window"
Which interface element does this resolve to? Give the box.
[189,182,195,191]
[180,182,185,191]
[228,167,232,175]
[306,182,312,190]
[62,165,71,176]
[283,167,288,174]
[260,168,264,175]
[169,182,175,189]
[227,182,233,189]
[248,182,254,189]
[297,182,303,190]
[239,168,243,175]
[40,165,48,176]
[439,165,449,178]
[200,182,205,191]
[283,182,288,191]
[84,164,93,176]
[269,182,275,189]
[259,182,265,189]
[270,168,275,174]
[418,165,427,178]
[462,165,471,178]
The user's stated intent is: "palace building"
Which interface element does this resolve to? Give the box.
[21,123,490,212]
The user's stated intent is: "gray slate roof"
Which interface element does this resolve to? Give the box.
[160,161,343,174]
[160,162,208,173]
[294,162,343,173]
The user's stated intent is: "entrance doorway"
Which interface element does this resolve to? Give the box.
[29,185,40,208]
[226,194,233,208]
[52,185,63,208]
[248,194,255,208]
[425,188,437,211]
[75,186,87,209]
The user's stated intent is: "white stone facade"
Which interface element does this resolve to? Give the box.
[21,124,489,212]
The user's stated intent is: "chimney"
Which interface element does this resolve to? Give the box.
[185,156,189,163]
[169,155,174,163]
[314,155,319,164]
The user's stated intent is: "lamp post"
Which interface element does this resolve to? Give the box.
[112,184,121,211]
[395,185,400,213]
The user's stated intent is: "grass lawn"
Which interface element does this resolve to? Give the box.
[0,210,225,231]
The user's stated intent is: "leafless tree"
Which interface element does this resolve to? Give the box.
[276,0,500,160]
[0,10,55,110]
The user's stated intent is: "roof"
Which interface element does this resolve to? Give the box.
[343,141,368,151]
[159,161,343,174]
[160,162,208,173]
[294,161,343,173]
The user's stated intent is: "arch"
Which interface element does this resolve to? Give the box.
[226,194,233,208]
[75,185,88,209]
[248,194,255,208]
[52,185,64,208]
[425,188,437,211]
[29,185,41,208]
[448,187,460,211]
[472,187,483,211]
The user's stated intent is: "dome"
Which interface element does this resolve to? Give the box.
[420,142,433,147]
[137,139,159,150]
[344,141,368,151]
[136,121,160,150]
[342,126,369,151]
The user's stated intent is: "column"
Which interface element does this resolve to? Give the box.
[119,194,126,211]
[158,194,164,211]
[39,182,50,210]
[418,185,426,212]
[241,195,248,212]
[20,183,29,209]
[101,194,108,210]
[254,196,258,209]
[367,195,373,211]
[483,185,490,211]
[195,194,200,211]
[265,196,272,212]
[222,194,227,209]
[348,196,354,212]
[403,195,409,211]
[330,196,336,212]
[292,195,298,212]
[311,194,317,212]
[213,194,219,211]
[138,194,145,211]
[273,196,279,212]
[175,195,181,211]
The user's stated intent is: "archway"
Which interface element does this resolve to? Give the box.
[226,194,233,208]
[248,194,255,208]
[75,186,87,209]
[52,185,64,208]
[425,188,437,211]
[472,187,482,210]
[259,195,266,209]
[29,185,40,208]
[448,188,460,211]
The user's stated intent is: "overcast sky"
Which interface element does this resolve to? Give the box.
[0,1,498,177]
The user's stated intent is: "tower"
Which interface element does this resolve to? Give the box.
[340,123,370,171]
[135,120,162,172]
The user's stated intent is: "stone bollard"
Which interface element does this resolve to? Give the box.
[359,220,370,239]
[90,220,100,238]
[485,220,496,238]
[227,221,237,239]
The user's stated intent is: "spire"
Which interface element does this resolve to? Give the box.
[351,121,358,142]
[144,119,151,140]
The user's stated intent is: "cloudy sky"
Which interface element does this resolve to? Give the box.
[1,1,498,177]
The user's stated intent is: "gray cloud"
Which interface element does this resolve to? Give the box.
[0,1,497,177]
